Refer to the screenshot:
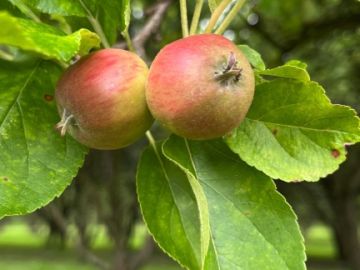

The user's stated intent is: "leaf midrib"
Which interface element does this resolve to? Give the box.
[247,118,357,137]
[198,179,291,270]
[183,141,291,270]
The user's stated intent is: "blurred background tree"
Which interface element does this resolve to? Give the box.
[0,0,359,269]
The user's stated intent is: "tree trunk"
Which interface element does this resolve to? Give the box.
[331,194,360,270]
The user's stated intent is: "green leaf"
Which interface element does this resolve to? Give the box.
[18,0,131,45]
[238,44,266,71]
[257,60,310,81]
[0,60,87,219]
[0,12,100,62]
[137,143,207,270]
[226,79,360,182]
[285,60,308,69]
[163,136,306,270]
[19,0,87,16]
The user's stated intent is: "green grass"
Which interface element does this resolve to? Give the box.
[304,223,338,259]
[142,265,181,270]
[0,220,179,270]
[0,246,97,270]
[0,220,342,269]
[0,222,47,247]
[0,246,181,270]
[0,258,95,270]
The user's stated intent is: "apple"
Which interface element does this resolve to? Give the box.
[55,48,153,150]
[146,34,255,140]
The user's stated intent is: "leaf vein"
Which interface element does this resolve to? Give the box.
[0,63,38,131]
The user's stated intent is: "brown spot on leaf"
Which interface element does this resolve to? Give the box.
[331,149,340,158]
[3,177,8,181]
[243,211,251,217]
[272,129,278,135]
[44,94,54,101]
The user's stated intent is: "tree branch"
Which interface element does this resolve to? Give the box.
[115,0,172,59]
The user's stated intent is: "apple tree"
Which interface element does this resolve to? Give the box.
[1,0,360,269]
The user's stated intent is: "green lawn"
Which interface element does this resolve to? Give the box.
[304,223,338,259]
[0,220,180,270]
[0,222,47,247]
[0,247,180,270]
[0,220,344,270]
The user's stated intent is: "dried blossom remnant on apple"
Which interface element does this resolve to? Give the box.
[55,48,153,150]
[55,108,76,137]
[214,52,243,85]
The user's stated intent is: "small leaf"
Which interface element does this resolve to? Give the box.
[285,60,308,69]
[0,60,87,219]
[226,79,360,182]
[137,143,206,270]
[76,28,101,56]
[257,60,310,81]
[238,44,266,70]
[0,12,100,62]
[163,136,306,270]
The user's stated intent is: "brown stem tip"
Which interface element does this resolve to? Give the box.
[215,51,243,83]
[55,109,74,137]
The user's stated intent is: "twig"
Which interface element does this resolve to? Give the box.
[77,244,110,270]
[114,0,172,58]
[129,237,156,269]
[78,0,110,48]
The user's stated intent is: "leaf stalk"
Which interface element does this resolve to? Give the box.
[204,0,232,33]
[179,0,189,37]
[78,0,111,48]
[189,0,204,35]
[215,0,246,35]
[122,30,136,53]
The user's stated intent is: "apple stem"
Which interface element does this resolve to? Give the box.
[214,0,246,35]
[189,0,204,35]
[122,30,136,53]
[179,0,189,37]
[215,52,243,83]
[204,0,232,33]
[55,109,74,137]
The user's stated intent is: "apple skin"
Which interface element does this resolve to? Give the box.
[146,34,255,140]
[55,48,153,150]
